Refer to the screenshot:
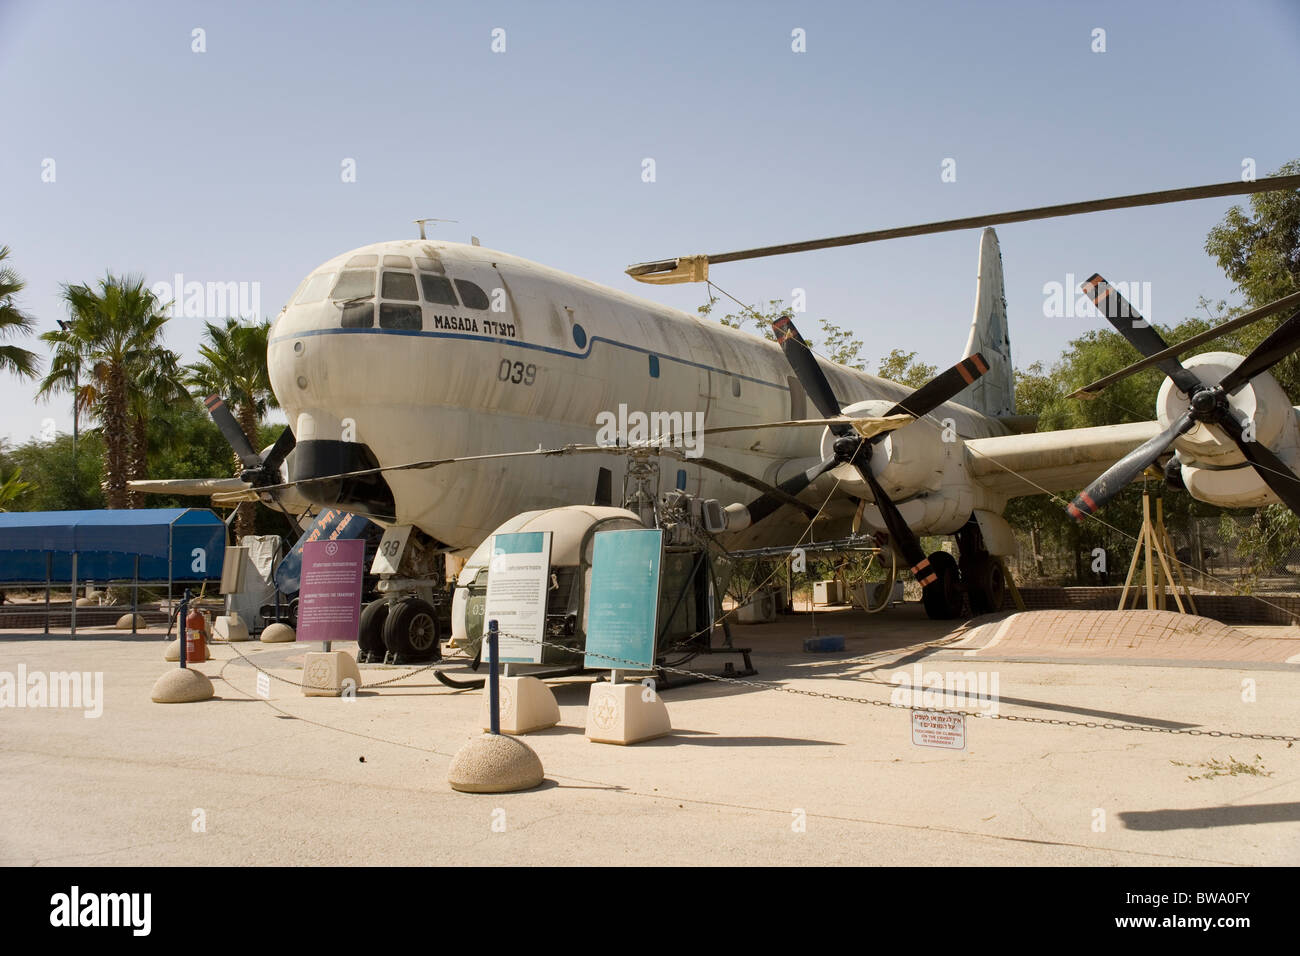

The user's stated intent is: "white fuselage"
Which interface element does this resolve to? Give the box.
[268,240,1012,553]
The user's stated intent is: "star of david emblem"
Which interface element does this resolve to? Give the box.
[591,692,618,731]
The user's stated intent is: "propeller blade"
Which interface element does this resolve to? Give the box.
[878,353,990,423]
[1068,290,1300,400]
[260,425,297,476]
[203,394,261,467]
[744,455,838,526]
[1216,412,1300,514]
[771,314,848,432]
[857,464,936,587]
[1079,275,1205,396]
[1217,310,1300,396]
[1067,410,1195,522]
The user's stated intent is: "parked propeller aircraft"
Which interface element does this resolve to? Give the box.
[134,174,1300,633]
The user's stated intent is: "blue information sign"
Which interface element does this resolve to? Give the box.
[584,529,662,672]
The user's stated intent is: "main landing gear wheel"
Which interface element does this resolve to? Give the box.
[964,556,1006,616]
[921,551,965,620]
[383,597,442,664]
[357,599,390,663]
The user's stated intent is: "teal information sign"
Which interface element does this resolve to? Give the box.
[584,529,662,672]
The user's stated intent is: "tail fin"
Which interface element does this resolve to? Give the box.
[955,228,1015,418]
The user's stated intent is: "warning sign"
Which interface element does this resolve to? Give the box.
[911,711,966,750]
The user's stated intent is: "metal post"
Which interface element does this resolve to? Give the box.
[179,588,190,669]
[70,552,78,639]
[43,552,51,635]
[487,619,500,735]
[131,555,139,635]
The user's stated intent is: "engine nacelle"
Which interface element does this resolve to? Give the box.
[1158,353,1300,507]
[1159,352,1288,466]
[818,399,947,500]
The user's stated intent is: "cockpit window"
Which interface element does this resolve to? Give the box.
[331,270,375,300]
[346,254,378,267]
[415,256,444,274]
[383,255,412,268]
[340,302,374,328]
[381,271,419,301]
[455,279,490,310]
[296,272,335,305]
[420,274,459,306]
[379,303,422,331]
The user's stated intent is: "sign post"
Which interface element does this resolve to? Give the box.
[297,539,365,697]
[477,534,560,734]
[482,532,552,664]
[583,529,671,744]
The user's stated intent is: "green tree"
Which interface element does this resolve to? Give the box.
[875,349,937,388]
[186,318,276,539]
[37,275,172,509]
[0,246,40,379]
[0,433,105,511]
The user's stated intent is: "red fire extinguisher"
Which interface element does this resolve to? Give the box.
[185,606,209,662]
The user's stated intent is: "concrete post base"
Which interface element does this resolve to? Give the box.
[301,651,362,697]
[211,614,250,642]
[115,613,147,630]
[448,733,545,793]
[164,638,209,663]
[480,676,560,734]
[585,681,671,745]
[260,623,295,643]
[151,667,214,703]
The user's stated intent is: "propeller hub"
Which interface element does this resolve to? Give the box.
[1188,385,1225,420]
[832,434,864,465]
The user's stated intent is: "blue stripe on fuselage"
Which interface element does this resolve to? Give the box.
[268,326,789,390]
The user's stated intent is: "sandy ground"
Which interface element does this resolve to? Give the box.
[1,604,1297,866]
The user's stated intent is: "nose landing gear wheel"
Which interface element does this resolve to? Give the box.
[921,550,965,620]
[357,599,390,663]
[383,597,442,664]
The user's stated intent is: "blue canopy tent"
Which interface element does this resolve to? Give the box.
[0,508,227,636]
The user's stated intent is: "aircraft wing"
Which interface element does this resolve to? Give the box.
[965,420,1164,498]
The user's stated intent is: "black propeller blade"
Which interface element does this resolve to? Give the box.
[1067,280,1300,521]
[1068,411,1195,520]
[260,423,297,477]
[743,455,839,527]
[1216,411,1300,514]
[203,392,296,489]
[880,353,990,420]
[772,314,851,434]
[203,394,261,468]
[1218,310,1300,396]
[764,314,988,585]
[1080,275,1205,396]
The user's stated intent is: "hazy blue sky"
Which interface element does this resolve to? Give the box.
[2,0,1298,446]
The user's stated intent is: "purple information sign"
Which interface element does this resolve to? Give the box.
[297,538,365,642]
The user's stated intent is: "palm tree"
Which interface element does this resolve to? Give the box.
[0,246,40,379]
[187,318,276,539]
[37,275,171,508]
[127,347,189,507]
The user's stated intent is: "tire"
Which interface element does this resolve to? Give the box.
[383,597,442,663]
[965,556,1006,616]
[921,551,964,620]
[357,599,390,663]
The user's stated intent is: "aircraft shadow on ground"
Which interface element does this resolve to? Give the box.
[1119,803,1300,830]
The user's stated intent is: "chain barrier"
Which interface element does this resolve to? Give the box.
[213,637,470,688]
[206,626,1299,743]
[490,629,1300,743]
